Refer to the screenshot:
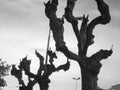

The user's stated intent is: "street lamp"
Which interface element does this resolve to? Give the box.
[73,77,80,90]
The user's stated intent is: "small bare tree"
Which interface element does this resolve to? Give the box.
[44,0,113,90]
[11,50,70,90]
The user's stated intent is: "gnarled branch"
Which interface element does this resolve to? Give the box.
[83,0,111,55]
[86,48,112,76]
[19,57,37,78]
[44,0,83,62]
[64,0,83,42]
[90,49,113,62]
[78,15,89,56]
[35,50,44,76]
[56,58,70,71]
[11,65,25,86]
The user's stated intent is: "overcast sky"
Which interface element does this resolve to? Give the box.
[0,0,120,90]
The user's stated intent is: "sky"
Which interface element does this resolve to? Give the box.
[0,0,120,90]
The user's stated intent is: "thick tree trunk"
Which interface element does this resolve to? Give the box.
[78,54,106,90]
[38,83,48,90]
[81,68,98,90]
[40,88,48,90]
[39,85,48,90]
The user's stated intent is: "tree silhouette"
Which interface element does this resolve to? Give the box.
[11,50,70,90]
[0,59,10,87]
[44,0,113,90]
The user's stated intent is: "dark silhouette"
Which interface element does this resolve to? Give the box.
[11,50,70,90]
[44,0,113,90]
[109,84,120,90]
[0,59,10,87]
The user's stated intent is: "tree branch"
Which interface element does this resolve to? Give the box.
[35,50,44,76]
[87,48,113,76]
[83,0,111,55]
[28,78,37,88]
[11,65,25,86]
[78,15,89,56]
[44,0,83,62]
[64,0,83,42]
[19,57,37,78]
[45,0,66,50]
[90,49,113,62]
[56,58,70,71]
[58,45,82,61]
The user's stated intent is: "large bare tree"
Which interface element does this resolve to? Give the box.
[44,0,113,90]
[11,50,70,90]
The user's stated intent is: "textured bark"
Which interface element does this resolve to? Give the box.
[81,70,98,90]
[79,49,112,90]
[45,0,112,90]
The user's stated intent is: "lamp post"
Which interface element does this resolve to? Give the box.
[73,77,80,90]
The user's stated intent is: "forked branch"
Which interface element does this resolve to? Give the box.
[44,0,83,62]
[83,0,111,55]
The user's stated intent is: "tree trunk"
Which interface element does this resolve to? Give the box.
[81,68,98,90]
[39,85,48,90]
[40,89,48,90]
[38,84,48,90]
[78,57,102,90]
[37,79,49,90]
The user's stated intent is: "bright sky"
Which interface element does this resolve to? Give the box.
[0,0,120,90]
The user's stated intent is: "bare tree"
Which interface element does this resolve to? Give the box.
[44,0,113,90]
[11,50,70,90]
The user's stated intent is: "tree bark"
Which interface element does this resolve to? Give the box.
[78,49,112,90]
[81,69,98,90]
